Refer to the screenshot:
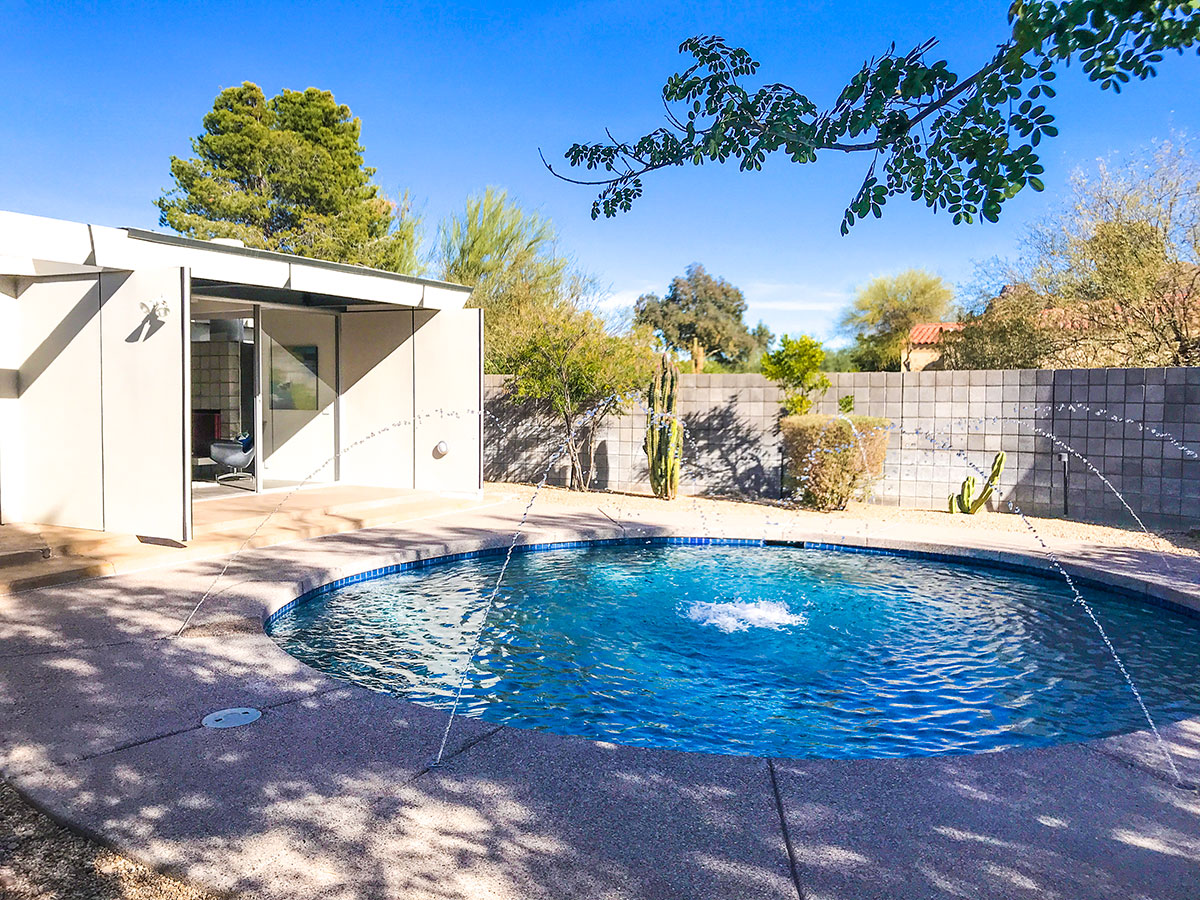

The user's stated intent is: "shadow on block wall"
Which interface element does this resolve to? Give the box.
[682,400,781,499]
[483,388,567,487]
[485,368,1200,528]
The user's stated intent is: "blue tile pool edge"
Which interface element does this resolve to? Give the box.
[263,535,1200,629]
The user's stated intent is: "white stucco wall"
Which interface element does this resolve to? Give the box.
[98,268,190,538]
[413,308,483,494]
[0,269,190,538]
[0,276,105,529]
[0,280,20,521]
[337,307,482,494]
[338,309,416,488]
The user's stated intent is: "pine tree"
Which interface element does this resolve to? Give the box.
[157,82,422,273]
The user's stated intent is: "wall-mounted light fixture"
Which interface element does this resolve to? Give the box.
[434,440,449,459]
[139,297,170,322]
[1058,451,1070,516]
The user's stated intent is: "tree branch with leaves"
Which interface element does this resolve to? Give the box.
[549,2,1200,232]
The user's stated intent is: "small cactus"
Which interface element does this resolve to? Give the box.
[950,451,1006,514]
[645,353,682,500]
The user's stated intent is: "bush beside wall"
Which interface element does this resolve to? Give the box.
[781,415,891,510]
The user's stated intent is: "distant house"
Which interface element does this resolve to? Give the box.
[905,322,963,371]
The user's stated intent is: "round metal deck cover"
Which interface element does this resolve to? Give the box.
[202,707,261,729]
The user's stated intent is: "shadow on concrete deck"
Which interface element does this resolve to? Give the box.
[1,509,1198,899]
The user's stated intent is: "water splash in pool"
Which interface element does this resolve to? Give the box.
[684,598,808,633]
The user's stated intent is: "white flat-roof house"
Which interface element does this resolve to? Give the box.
[0,210,483,542]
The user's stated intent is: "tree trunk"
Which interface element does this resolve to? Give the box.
[564,415,584,490]
[689,338,706,373]
[581,422,595,491]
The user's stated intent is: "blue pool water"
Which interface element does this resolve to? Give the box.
[267,542,1200,759]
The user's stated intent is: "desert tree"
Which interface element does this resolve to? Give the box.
[635,263,758,371]
[840,270,953,371]
[550,2,1200,232]
[498,277,656,490]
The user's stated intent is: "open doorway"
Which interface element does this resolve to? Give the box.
[190,301,257,498]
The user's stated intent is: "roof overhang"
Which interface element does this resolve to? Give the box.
[0,210,473,311]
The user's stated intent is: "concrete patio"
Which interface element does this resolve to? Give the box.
[1,490,1198,899]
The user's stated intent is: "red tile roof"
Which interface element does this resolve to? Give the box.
[908,321,964,345]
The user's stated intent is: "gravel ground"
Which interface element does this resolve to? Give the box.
[487,482,1200,557]
[0,782,221,900]
[3,486,1193,899]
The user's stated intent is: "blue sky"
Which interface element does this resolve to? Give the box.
[3,1,1198,342]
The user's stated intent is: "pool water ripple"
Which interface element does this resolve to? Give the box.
[267,544,1200,759]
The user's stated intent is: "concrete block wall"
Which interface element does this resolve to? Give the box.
[485,367,1200,527]
[191,341,242,439]
[812,369,1058,516]
[1049,367,1200,522]
[485,374,786,498]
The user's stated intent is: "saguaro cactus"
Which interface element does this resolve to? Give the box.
[645,353,682,500]
[949,451,1006,514]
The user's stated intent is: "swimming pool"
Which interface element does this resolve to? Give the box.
[267,541,1200,759]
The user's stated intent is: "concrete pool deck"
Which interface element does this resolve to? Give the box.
[2,491,1199,899]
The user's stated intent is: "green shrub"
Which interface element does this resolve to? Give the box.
[780,415,891,510]
[761,334,831,414]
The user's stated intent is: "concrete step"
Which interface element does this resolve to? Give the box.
[1,502,418,584]
[49,533,158,560]
[191,494,478,538]
[0,547,52,569]
[0,556,114,594]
